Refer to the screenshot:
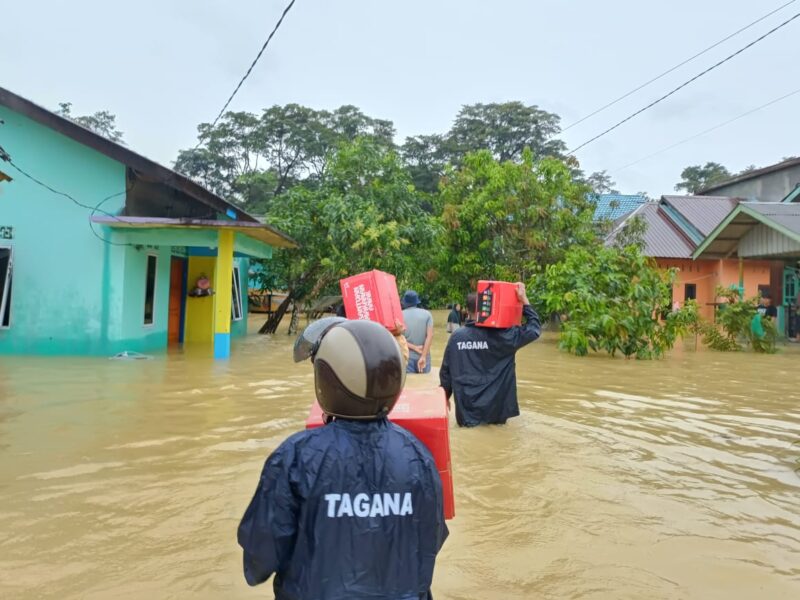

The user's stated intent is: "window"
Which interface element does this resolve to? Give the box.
[0,247,12,329]
[143,255,157,326]
[684,283,697,301]
[231,266,243,321]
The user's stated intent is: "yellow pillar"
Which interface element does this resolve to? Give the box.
[214,230,234,359]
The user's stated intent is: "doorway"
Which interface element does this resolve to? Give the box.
[168,257,187,345]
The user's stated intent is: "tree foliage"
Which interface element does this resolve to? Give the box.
[675,162,731,193]
[401,102,568,194]
[537,245,698,359]
[174,104,395,208]
[253,138,437,332]
[434,149,595,301]
[698,286,776,353]
[56,102,124,143]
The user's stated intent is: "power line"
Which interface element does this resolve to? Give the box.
[610,86,800,173]
[3,156,133,247]
[197,0,297,148]
[567,10,800,155]
[562,0,798,132]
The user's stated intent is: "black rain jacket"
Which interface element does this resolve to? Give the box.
[439,305,541,426]
[238,418,448,600]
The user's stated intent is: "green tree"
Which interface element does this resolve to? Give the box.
[586,170,619,195]
[254,137,437,333]
[56,102,124,143]
[675,162,731,194]
[434,149,595,302]
[698,286,776,353]
[445,102,567,163]
[174,104,396,208]
[538,245,698,359]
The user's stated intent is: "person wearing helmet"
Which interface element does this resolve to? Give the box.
[238,319,448,600]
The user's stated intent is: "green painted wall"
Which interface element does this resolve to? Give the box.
[232,257,249,338]
[0,106,128,354]
[0,106,262,356]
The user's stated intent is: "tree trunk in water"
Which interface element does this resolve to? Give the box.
[259,293,293,334]
[288,304,300,336]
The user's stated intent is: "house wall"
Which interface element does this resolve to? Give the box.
[0,104,128,354]
[657,258,772,321]
[231,257,249,338]
[704,164,800,202]
[0,105,255,356]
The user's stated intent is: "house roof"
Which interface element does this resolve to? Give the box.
[699,157,800,195]
[607,202,695,258]
[91,216,298,249]
[591,194,648,222]
[0,86,264,226]
[692,202,800,259]
[660,195,739,237]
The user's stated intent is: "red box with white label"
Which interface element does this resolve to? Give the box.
[306,387,455,520]
[475,280,522,328]
[340,270,405,330]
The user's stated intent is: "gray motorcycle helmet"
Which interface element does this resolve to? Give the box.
[301,319,405,420]
[293,317,347,363]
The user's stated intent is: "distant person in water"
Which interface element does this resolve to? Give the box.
[402,290,434,373]
[446,303,462,334]
[440,282,541,427]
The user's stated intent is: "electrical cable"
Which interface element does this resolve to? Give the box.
[610,86,800,173]
[567,10,800,155]
[562,0,798,132]
[196,0,297,149]
[3,157,133,247]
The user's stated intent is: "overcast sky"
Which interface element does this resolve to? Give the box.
[3,0,798,195]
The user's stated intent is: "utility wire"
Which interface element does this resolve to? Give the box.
[562,0,798,132]
[196,0,297,149]
[3,155,133,246]
[610,86,800,173]
[567,10,800,155]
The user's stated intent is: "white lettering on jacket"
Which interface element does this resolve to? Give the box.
[456,340,489,350]
[324,493,413,518]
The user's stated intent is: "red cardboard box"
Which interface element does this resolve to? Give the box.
[306,387,455,520]
[340,270,405,330]
[475,280,522,328]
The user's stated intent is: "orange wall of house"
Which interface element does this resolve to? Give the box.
[656,258,772,321]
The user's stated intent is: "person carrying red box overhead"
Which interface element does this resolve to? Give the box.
[238,318,448,600]
[439,282,541,427]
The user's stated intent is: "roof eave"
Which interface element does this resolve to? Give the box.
[0,86,260,223]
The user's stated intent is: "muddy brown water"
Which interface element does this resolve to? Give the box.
[1,313,799,599]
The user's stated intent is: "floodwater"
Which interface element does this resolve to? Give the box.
[1,313,799,599]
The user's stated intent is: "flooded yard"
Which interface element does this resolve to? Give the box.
[1,313,799,599]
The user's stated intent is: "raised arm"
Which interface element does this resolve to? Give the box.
[510,282,541,350]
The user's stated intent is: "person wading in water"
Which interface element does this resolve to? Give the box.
[439,282,541,427]
[238,319,448,599]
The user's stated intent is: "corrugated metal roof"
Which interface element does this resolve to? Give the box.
[700,157,800,194]
[744,202,800,236]
[661,195,738,237]
[591,194,648,222]
[607,202,695,258]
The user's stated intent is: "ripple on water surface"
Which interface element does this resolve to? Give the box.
[1,318,799,599]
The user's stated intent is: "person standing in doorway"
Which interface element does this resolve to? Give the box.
[402,290,434,373]
[440,282,541,427]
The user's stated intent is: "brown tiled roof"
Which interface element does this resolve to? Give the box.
[608,202,695,258]
[661,195,739,237]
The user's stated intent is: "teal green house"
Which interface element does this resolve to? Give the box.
[0,87,295,358]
